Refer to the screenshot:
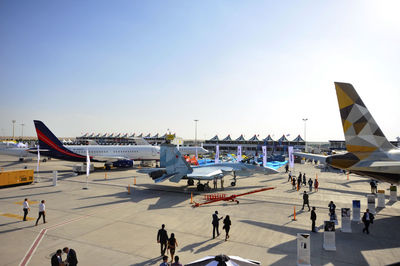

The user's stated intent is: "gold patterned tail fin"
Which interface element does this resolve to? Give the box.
[334,82,394,152]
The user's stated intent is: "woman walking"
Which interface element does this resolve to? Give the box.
[223,215,231,241]
[168,233,178,262]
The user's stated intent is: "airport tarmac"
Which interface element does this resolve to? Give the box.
[0,155,399,266]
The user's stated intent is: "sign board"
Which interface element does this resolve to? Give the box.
[367,194,376,214]
[297,233,311,266]
[377,190,385,208]
[323,221,336,251]
[262,146,267,167]
[341,208,352,233]
[352,200,360,222]
[237,146,242,162]
[215,145,220,164]
[52,170,58,186]
[166,134,175,141]
[390,186,397,202]
[288,146,294,168]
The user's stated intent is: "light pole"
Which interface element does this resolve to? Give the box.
[21,123,25,139]
[194,119,199,147]
[302,118,308,152]
[12,120,16,140]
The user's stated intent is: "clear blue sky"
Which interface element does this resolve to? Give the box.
[1,1,399,141]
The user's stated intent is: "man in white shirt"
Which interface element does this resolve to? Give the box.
[22,198,30,221]
[35,200,46,226]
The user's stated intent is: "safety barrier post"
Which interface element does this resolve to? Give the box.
[190,192,193,204]
[105,172,107,180]
[134,177,136,185]
[127,184,131,194]
[347,173,349,180]
[293,206,297,221]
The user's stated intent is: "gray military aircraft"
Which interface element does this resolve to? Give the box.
[148,144,278,190]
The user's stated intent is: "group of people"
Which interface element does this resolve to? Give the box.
[157,211,232,265]
[289,171,319,192]
[22,198,47,226]
[51,247,78,266]
[157,224,180,265]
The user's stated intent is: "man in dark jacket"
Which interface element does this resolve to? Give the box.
[301,191,310,211]
[51,249,62,266]
[362,209,374,234]
[212,211,222,239]
[310,207,317,232]
[157,224,169,256]
[63,247,78,266]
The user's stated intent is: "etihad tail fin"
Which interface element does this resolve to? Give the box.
[334,82,394,153]
[158,144,193,183]
[33,120,85,160]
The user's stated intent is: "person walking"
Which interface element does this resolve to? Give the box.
[310,207,317,232]
[35,200,46,226]
[167,233,178,263]
[301,191,310,211]
[63,247,78,266]
[22,198,30,221]
[51,249,63,266]
[307,178,313,192]
[285,164,289,173]
[220,178,224,190]
[302,173,306,186]
[213,177,217,189]
[328,201,336,215]
[288,171,292,182]
[223,215,231,241]
[212,211,222,238]
[157,224,169,256]
[314,178,319,192]
[171,255,182,266]
[297,172,302,186]
[362,209,374,234]
[292,177,296,190]
[370,180,377,194]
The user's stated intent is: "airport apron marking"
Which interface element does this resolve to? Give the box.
[19,228,47,266]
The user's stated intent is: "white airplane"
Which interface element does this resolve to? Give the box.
[32,120,160,169]
[0,141,35,161]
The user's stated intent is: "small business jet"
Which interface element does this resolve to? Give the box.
[148,144,278,190]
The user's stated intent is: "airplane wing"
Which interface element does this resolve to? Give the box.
[187,168,224,180]
[293,152,327,164]
[90,155,129,163]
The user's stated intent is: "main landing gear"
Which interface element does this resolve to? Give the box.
[187,179,195,186]
[196,181,210,191]
[231,171,237,187]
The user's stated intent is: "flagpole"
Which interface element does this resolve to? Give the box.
[36,144,40,183]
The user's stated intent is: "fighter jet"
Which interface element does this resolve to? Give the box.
[148,144,278,190]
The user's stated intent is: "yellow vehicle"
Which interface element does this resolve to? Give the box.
[0,169,34,187]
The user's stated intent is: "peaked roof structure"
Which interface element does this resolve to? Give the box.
[277,135,289,142]
[209,135,219,141]
[236,135,246,141]
[144,133,151,138]
[137,133,143,138]
[263,135,274,142]
[248,135,259,141]
[222,135,232,141]
[152,133,159,138]
[292,135,305,142]
[129,133,135,138]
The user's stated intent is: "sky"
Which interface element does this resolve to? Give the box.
[0,0,399,142]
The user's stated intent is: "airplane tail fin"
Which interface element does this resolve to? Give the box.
[334,82,394,153]
[33,120,85,159]
[159,144,193,182]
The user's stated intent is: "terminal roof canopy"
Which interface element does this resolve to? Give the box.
[222,135,232,141]
[248,135,259,141]
[263,135,274,142]
[209,135,219,141]
[137,133,143,138]
[277,135,289,143]
[144,133,151,139]
[152,133,159,138]
[129,133,135,138]
[236,135,246,141]
[292,135,305,142]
